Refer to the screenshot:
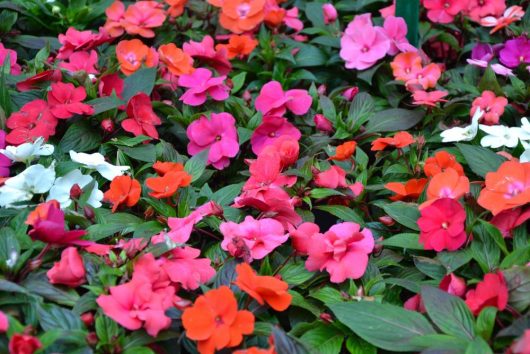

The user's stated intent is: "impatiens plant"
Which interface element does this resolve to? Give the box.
[1,0,530,353]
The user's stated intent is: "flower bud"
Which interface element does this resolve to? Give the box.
[322,4,338,24]
[342,86,359,101]
[101,119,115,133]
[81,313,94,327]
[314,114,334,133]
[70,184,83,200]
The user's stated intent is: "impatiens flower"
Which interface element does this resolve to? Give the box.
[183,35,231,75]
[215,34,258,60]
[262,135,300,168]
[314,114,334,133]
[57,27,109,59]
[146,163,192,199]
[47,247,86,287]
[465,272,508,315]
[499,37,530,68]
[182,286,255,354]
[509,330,530,354]
[103,175,141,212]
[491,207,530,237]
[0,42,21,75]
[424,168,469,207]
[104,1,126,36]
[121,0,166,38]
[0,311,7,332]
[9,334,42,354]
[16,69,62,92]
[178,68,230,106]
[234,263,292,311]
[220,215,288,261]
[122,93,162,140]
[383,16,415,55]
[305,222,374,283]
[439,273,467,297]
[116,39,159,76]
[441,107,483,142]
[158,43,195,76]
[480,124,521,149]
[98,73,124,100]
[165,0,188,17]
[391,51,423,82]
[417,198,467,251]
[371,131,414,151]
[412,90,448,107]
[467,0,506,22]
[159,246,216,290]
[283,7,304,32]
[69,151,130,180]
[340,14,391,70]
[0,131,10,177]
[471,90,508,125]
[342,86,359,101]
[424,151,464,177]
[314,165,348,189]
[478,161,530,215]
[0,136,54,163]
[26,200,89,245]
[254,81,312,117]
[244,148,296,191]
[480,5,524,33]
[0,163,55,208]
[47,169,103,208]
[187,112,239,170]
[47,82,94,119]
[329,141,357,160]
[250,116,301,155]
[218,0,266,34]
[59,50,98,74]
[322,3,338,24]
[385,178,428,201]
[288,222,321,255]
[423,0,465,24]
[6,100,57,145]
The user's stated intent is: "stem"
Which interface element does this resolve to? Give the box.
[273,251,295,276]
[193,227,221,240]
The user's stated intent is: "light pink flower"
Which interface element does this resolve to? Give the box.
[470,90,508,125]
[322,4,338,24]
[283,7,304,32]
[183,35,232,75]
[220,215,289,261]
[383,16,416,55]
[439,273,467,297]
[314,165,348,189]
[178,68,230,106]
[380,1,395,18]
[59,50,98,74]
[0,42,21,75]
[305,222,374,283]
[187,112,239,169]
[159,246,216,290]
[467,0,506,22]
[255,81,312,116]
[288,222,321,255]
[47,247,86,287]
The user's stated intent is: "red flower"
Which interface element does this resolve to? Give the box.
[121,93,162,140]
[465,272,508,315]
[48,82,94,119]
[98,73,124,100]
[6,100,57,145]
[16,70,62,92]
[9,334,42,354]
[103,175,141,212]
[47,247,86,287]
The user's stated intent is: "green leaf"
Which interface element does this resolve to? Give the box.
[96,315,122,346]
[211,183,245,206]
[120,144,156,163]
[184,149,209,183]
[501,245,530,268]
[395,0,419,46]
[0,226,19,272]
[279,260,314,286]
[345,336,377,354]
[347,92,374,130]
[310,287,344,306]
[477,67,503,96]
[294,45,327,67]
[380,202,420,231]
[309,188,345,199]
[272,326,310,354]
[122,67,157,102]
[86,94,123,115]
[305,2,326,27]
[0,10,17,34]
[231,72,246,93]
[329,301,435,352]
[38,304,84,331]
[319,95,336,123]
[475,307,497,341]
[465,337,493,354]
[300,323,344,354]
[479,220,508,256]
[59,121,102,152]
[421,286,475,340]
[457,144,505,178]
[381,233,422,250]
[504,266,530,312]
[365,109,424,133]
[314,205,364,225]
[22,272,79,306]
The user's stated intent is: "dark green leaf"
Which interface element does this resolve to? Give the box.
[185,149,209,183]
[380,202,420,231]
[314,205,364,225]
[475,307,497,341]
[59,121,102,152]
[122,67,157,102]
[381,233,422,250]
[365,109,424,133]
[38,304,84,331]
[120,144,156,163]
[456,144,505,178]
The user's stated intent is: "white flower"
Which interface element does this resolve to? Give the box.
[479,124,522,149]
[441,108,483,143]
[517,117,530,141]
[47,169,104,208]
[0,163,56,208]
[69,151,129,181]
[0,137,54,163]
[520,148,530,163]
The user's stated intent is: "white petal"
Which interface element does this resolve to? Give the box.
[96,162,129,181]
[520,149,530,163]
[0,186,30,208]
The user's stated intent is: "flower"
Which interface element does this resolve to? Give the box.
[234,263,292,311]
[178,68,230,106]
[254,81,312,117]
[509,330,530,354]
[0,42,21,75]
[250,116,301,155]
[146,163,192,199]
[244,149,296,191]
[6,100,57,145]
[314,165,348,189]
[183,35,231,75]
[57,27,109,59]
[477,161,530,215]
[0,310,7,333]
[471,90,508,125]
[465,272,508,315]
[122,93,162,140]
[305,222,374,283]
[16,69,62,92]
[383,16,415,55]
[467,0,506,22]
[59,50,98,74]
[0,163,56,208]
[187,113,239,170]
[371,131,414,151]
[47,247,86,287]
[0,131,9,177]
[47,82,94,119]
[216,35,258,60]
[8,334,42,354]
[103,175,141,212]
[480,5,524,33]
[220,216,288,261]
[99,73,124,100]
[412,90,448,106]
[441,108,483,142]
[322,3,338,24]
[480,124,522,149]
[499,37,530,68]
[165,0,188,17]
[288,222,321,255]
[116,39,158,76]
[0,136,54,163]
[423,168,470,207]
[439,273,467,297]
[342,86,359,101]
[390,51,423,82]
[283,7,304,32]
[417,198,467,251]
[329,141,357,160]
[158,246,216,290]
[47,169,103,208]
[340,14,391,70]
[121,0,166,38]
[104,1,126,37]
[423,0,465,24]
[424,151,464,177]
[26,200,89,246]
[385,178,428,201]
[69,151,130,180]
[491,207,530,237]
[314,114,334,133]
[218,0,266,34]
[158,43,195,76]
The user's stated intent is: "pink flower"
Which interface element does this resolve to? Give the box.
[178,68,230,106]
[491,207,530,238]
[0,42,21,75]
[262,135,300,168]
[47,247,86,287]
[159,246,216,290]
[6,100,57,145]
[245,148,296,191]
[412,90,448,107]
[59,50,98,74]
[340,14,391,70]
[99,73,124,100]
[121,93,161,140]
[254,81,312,116]
[380,1,395,18]
[250,116,301,155]
[314,114,334,133]
[48,82,94,119]
[314,165,348,189]
[283,7,304,32]
[183,35,232,75]
[465,272,508,315]
[220,215,289,261]
[467,0,506,22]
[383,16,416,55]
[424,0,465,24]
[470,90,508,125]
[121,1,166,38]
[288,222,321,255]
[439,273,467,297]
[322,3,338,24]
[342,86,359,101]
[0,310,7,333]
[305,222,374,283]
[57,27,109,59]
[404,294,426,313]
[187,112,239,170]
[0,130,11,177]
[9,334,42,354]
[104,1,126,37]
[417,198,467,252]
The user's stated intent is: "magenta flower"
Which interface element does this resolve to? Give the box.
[178,68,230,106]
[305,222,374,283]
[499,37,530,68]
[383,16,415,55]
[0,42,21,75]
[254,81,312,116]
[187,112,239,170]
[340,14,391,70]
[59,50,99,74]
[322,4,338,24]
[250,116,301,155]
[0,131,11,177]
[183,35,231,75]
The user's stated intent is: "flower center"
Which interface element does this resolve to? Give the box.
[520,55,525,62]
[237,3,251,18]
[444,2,450,8]
[479,0,484,5]
[441,222,449,229]
[125,53,138,65]
[215,316,224,325]
[216,135,222,141]
[361,46,369,53]
[439,187,454,198]
[269,132,276,137]
[505,181,524,199]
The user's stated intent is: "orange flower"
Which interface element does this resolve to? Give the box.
[371,131,414,151]
[385,178,428,201]
[234,263,292,311]
[478,161,530,215]
[182,286,255,354]
[390,52,423,82]
[116,39,159,76]
[146,169,191,199]
[234,337,275,354]
[264,8,286,27]
[103,176,141,212]
[152,161,186,175]
[165,0,188,17]
[329,141,357,161]
[219,0,266,34]
[424,151,464,177]
[216,35,258,60]
[158,43,195,76]
[121,1,166,38]
[421,168,469,208]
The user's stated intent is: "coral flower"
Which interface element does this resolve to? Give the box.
[385,178,428,201]
[103,175,141,212]
[423,168,470,207]
[477,161,530,215]
[158,43,195,76]
[255,81,312,117]
[47,247,86,287]
[178,68,230,106]
[288,222,321,255]
[467,0,506,22]
[104,1,125,37]
[219,0,266,34]
[121,1,166,38]
[470,90,508,125]
[146,169,192,199]
[234,263,292,311]
[371,131,414,151]
[182,286,255,354]
[187,112,239,170]
[6,100,57,145]
[406,63,442,91]
[329,141,357,161]
[391,52,423,83]
[152,161,186,176]
[417,198,467,251]
[423,0,465,24]
[48,82,94,119]
[116,39,158,76]
[165,0,188,17]
[314,165,348,189]
[122,93,162,140]
[465,272,508,315]
[250,116,301,155]
[412,90,448,107]
[216,35,258,59]
[424,151,464,177]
